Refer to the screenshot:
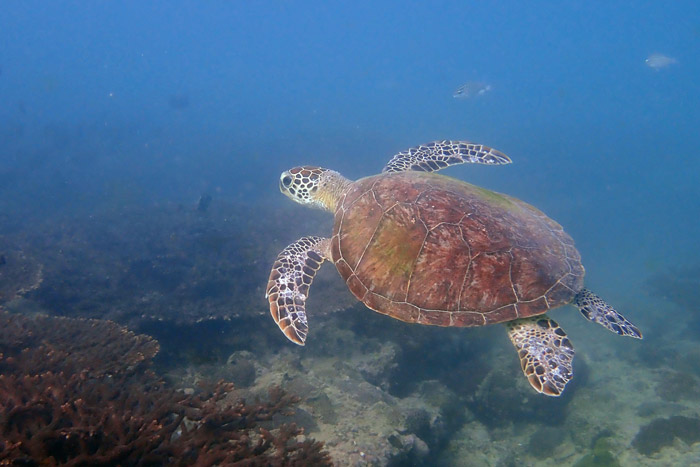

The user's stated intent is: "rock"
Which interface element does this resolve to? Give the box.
[527,426,566,458]
[633,415,700,456]
[573,437,621,467]
[354,342,400,390]
[470,364,572,429]
[307,391,338,424]
[226,350,257,387]
[654,370,700,402]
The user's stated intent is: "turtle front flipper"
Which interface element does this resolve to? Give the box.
[574,288,642,339]
[382,140,511,173]
[506,316,575,397]
[266,236,332,345]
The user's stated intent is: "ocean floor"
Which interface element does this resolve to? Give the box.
[2,201,699,465]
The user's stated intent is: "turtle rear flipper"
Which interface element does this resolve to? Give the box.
[382,140,511,173]
[574,288,642,339]
[266,236,332,345]
[506,316,575,397]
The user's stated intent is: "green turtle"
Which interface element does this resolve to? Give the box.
[265,140,642,396]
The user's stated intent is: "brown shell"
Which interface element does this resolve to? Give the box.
[331,171,584,327]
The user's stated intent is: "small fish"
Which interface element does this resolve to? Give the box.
[453,81,492,99]
[645,53,677,70]
[168,93,190,110]
[197,194,212,212]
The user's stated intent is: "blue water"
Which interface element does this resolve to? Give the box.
[2,1,699,464]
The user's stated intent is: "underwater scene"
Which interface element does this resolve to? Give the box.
[1,2,699,465]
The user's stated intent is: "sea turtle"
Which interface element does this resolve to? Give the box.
[265,140,642,396]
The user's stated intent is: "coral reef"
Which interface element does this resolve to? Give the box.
[0,247,43,302]
[189,309,485,465]
[0,310,159,376]
[3,196,699,464]
[10,202,353,328]
[0,311,330,466]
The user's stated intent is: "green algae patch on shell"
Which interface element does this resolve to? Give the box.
[468,183,520,211]
[331,171,583,326]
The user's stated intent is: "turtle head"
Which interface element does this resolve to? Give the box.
[279,166,350,212]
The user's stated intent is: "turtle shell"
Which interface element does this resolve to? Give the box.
[330,171,584,327]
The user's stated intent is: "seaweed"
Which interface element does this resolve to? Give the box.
[573,437,620,467]
[0,311,331,466]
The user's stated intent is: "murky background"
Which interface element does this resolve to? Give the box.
[1,2,699,465]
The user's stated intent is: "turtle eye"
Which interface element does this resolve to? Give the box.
[281,175,293,188]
